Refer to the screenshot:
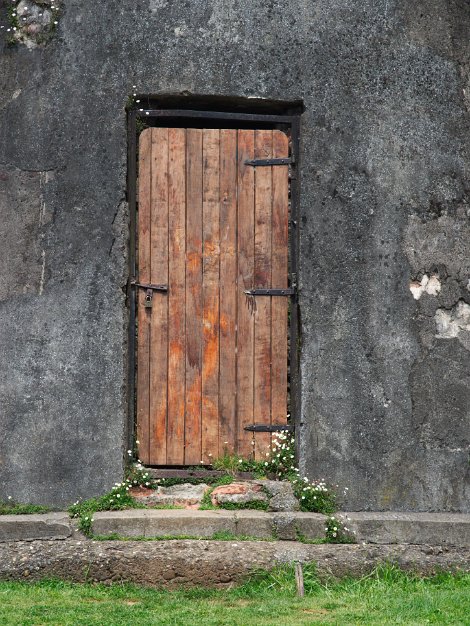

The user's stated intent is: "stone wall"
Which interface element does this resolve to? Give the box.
[0,0,468,509]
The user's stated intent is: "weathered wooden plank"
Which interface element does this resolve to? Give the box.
[136,128,152,464]
[253,130,273,460]
[184,129,203,465]
[166,128,186,465]
[271,131,289,432]
[218,130,238,456]
[149,127,169,465]
[237,130,255,458]
[201,129,220,462]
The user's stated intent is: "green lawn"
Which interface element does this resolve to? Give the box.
[0,566,468,625]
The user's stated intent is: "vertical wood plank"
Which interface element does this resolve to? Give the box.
[237,130,255,458]
[253,130,273,460]
[149,127,169,465]
[184,129,204,465]
[166,128,186,464]
[271,131,289,431]
[202,129,220,462]
[136,128,152,464]
[219,130,238,456]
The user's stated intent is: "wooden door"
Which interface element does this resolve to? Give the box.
[136,128,290,465]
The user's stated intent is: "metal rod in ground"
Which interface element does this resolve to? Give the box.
[294,562,304,597]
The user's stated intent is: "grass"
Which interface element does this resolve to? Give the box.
[0,566,468,625]
[212,454,267,477]
[92,531,275,542]
[0,502,51,515]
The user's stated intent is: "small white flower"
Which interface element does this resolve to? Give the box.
[238,459,243,463]
[264,462,268,466]
[116,494,120,498]
[7,496,12,500]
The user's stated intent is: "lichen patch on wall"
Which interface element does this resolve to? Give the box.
[4,0,62,48]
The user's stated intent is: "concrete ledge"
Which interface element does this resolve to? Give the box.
[0,540,468,587]
[2,511,469,546]
[92,510,327,541]
[344,512,470,547]
[0,513,72,542]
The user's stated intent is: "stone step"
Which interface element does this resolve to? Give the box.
[91,509,326,541]
[343,512,470,547]
[1,540,468,586]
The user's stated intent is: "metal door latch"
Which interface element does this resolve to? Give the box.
[130,280,168,309]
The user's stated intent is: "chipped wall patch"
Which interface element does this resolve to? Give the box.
[435,300,470,348]
[409,274,441,300]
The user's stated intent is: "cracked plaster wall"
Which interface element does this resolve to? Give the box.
[0,0,469,510]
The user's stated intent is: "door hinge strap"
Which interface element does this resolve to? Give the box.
[244,424,294,433]
[244,287,295,296]
[245,157,294,166]
[130,280,168,292]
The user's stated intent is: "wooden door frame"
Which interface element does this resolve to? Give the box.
[126,100,302,463]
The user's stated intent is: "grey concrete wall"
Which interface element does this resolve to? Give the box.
[0,0,468,510]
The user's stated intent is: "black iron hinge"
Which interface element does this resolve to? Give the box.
[244,287,296,296]
[245,157,294,166]
[244,424,294,433]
